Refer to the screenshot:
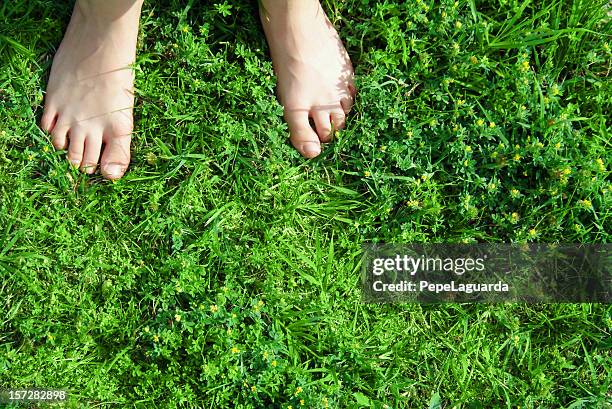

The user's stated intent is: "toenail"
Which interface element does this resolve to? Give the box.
[69,159,80,168]
[83,164,96,174]
[104,163,125,178]
[302,142,321,157]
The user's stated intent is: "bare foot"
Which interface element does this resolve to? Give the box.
[260,0,356,158]
[40,0,142,179]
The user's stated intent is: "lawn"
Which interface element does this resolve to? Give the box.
[0,0,610,407]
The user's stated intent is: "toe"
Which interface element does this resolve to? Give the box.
[40,107,58,133]
[81,133,103,174]
[330,108,346,131]
[340,95,354,115]
[311,110,333,142]
[285,109,322,158]
[341,84,357,115]
[100,133,131,181]
[51,122,70,150]
[66,127,86,168]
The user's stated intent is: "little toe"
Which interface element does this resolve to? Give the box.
[330,108,346,131]
[312,110,333,142]
[340,95,354,115]
[285,109,322,158]
[81,133,103,174]
[51,123,70,151]
[66,128,86,168]
[40,107,58,133]
[101,135,131,180]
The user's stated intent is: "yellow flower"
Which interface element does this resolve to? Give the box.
[144,326,150,333]
[174,314,181,322]
[271,360,277,367]
[210,304,219,313]
[514,153,521,161]
[596,158,605,172]
[551,84,560,96]
[562,167,572,175]
[455,21,462,29]
[457,99,465,106]
[476,119,484,127]
[521,61,530,72]
[300,400,304,406]
[578,199,592,209]
[251,385,257,393]
[380,145,387,152]
[295,387,303,396]
[489,122,496,128]
[510,189,520,198]
[263,351,269,359]
[364,171,371,177]
[231,346,240,354]
[511,212,520,223]
[554,142,561,149]
[470,56,478,64]
[153,335,159,342]
[528,228,537,238]
[182,26,189,33]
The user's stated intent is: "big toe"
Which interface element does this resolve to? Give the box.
[285,110,322,158]
[101,132,131,180]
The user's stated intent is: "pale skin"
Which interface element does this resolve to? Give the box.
[41,0,356,180]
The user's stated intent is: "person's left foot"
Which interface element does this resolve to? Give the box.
[260,0,356,158]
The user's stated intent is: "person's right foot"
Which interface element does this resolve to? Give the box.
[40,0,142,180]
[260,0,356,158]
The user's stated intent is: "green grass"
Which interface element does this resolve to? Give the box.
[0,0,611,407]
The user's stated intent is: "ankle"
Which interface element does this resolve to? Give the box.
[260,0,321,21]
[74,0,143,25]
